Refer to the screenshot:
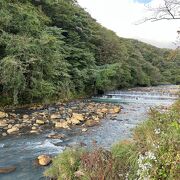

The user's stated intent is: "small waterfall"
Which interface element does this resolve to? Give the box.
[96,85,179,103]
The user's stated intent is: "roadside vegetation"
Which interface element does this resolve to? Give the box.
[0,0,179,106]
[45,100,180,180]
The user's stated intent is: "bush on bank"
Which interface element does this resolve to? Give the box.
[45,101,180,180]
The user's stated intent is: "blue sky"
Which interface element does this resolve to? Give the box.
[136,0,151,3]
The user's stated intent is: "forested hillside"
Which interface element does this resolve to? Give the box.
[0,0,179,105]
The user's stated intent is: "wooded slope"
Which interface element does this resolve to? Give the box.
[0,0,179,105]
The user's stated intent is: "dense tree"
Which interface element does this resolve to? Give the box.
[0,0,179,105]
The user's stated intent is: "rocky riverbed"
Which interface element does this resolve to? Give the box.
[0,101,121,137]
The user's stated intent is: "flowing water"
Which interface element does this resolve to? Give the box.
[0,85,179,180]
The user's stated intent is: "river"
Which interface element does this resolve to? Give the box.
[0,85,179,180]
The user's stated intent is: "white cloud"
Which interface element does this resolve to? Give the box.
[77,0,180,48]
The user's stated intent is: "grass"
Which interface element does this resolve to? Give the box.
[45,100,180,180]
[44,148,84,180]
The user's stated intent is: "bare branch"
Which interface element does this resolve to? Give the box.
[139,0,180,24]
[136,0,180,50]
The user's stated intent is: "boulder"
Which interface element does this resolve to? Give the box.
[22,119,29,123]
[69,118,81,125]
[7,127,19,134]
[37,155,51,166]
[55,121,69,129]
[38,112,47,117]
[0,121,8,128]
[68,108,73,113]
[92,116,99,121]
[14,124,21,128]
[72,113,84,121]
[30,130,39,134]
[23,114,29,119]
[113,106,121,113]
[36,120,45,125]
[87,105,94,110]
[7,124,13,129]
[108,106,121,114]
[96,112,104,118]
[0,111,7,119]
[50,114,61,119]
[98,108,108,114]
[85,120,99,127]
[48,133,65,139]
[2,133,7,137]
[31,126,37,130]
[8,120,15,124]
[9,113,17,118]
[82,128,87,132]
[0,166,16,174]
[69,113,84,125]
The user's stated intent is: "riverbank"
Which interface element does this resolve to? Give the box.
[45,100,180,180]
[0,101,121,138]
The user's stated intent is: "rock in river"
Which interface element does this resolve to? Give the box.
[0,120,8,128]
[7,124,13,129]
[37,155,51,166]
[0,166,16,174]
[36,120,45,125]
[100,108,108,113]
[0,111,7,119]
[48,133,65,139]
[85,120,99,127]
[7,127,19,134]
[31,126,37,130]
[69,113,84,125]
[23,114,29,119]
[72,113,84,121]
[55,121,69,129]
[30,130,39,134]
[50,114,61,119]
[112,106,121,113]
[69,118,81,125]
[82,128,87,132]
[2,133,7,137]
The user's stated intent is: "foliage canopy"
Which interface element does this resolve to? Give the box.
[0,0,179,105]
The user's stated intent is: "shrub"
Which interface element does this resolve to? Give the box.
[80,148,114,180]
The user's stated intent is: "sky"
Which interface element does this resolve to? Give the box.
[136,0,151,3]
[77,0,180,49]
